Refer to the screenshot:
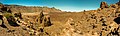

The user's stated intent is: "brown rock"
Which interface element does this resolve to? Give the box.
[14,12,22,19]
[0,15,3,25]
[0,3,4,9]
[39,11,44,24]
[100,2,109,9]
[116,8,120,13]
[2,16,14,30]
[42,16,52,27]
[97,8,102,11]
[116,0,120,6]
[36,11,44,24]
[110,4,118,8]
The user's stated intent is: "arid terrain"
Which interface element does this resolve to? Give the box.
[1,1,120,36]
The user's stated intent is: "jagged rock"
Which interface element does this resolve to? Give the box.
[116,0,120,6]
[0,3,4,9]
[7,8,12,13]
[97,8,102,11]
[0,3,11,13]
[0,19,2,25]
[2,16,14,30]
[1,7,7,12]
[42,16,52,27]
[14,12,22,19]
[35,11,44,24]
[4,13,19,27]
[100,2,109,9]
[35,11,52,27]
[0,15,3,25]
[110,4,118,8]
[116,8,120,13]
[114,17,120,24]
[39,12,44,24]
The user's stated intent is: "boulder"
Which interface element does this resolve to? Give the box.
[100,2,109,9]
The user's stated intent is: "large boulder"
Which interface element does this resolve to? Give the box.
[100,2,109,9]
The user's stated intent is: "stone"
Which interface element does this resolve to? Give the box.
[42,16,52,27]
[110,4,118,8]
[0,15,3,25]
[14,12,22,19]
[0,3,4,9]
[35,11,44,24]
[100,2,109,9]
[0,19,2,25]
[39,11,44,24]
[116,0,120,6]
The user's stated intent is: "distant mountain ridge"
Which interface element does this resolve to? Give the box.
[10,6,62,13]
[0,4,62,13]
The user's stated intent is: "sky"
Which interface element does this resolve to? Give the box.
[0,0,119,12]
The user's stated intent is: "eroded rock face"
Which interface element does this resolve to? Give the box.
[100,2,109,9]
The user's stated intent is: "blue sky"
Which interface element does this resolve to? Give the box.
[0,0,118,12]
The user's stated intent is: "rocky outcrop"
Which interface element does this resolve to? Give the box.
[14,12,22,19]
[0,4,4,9]
[42,16,52,27]
[116,0,120,6]
[39,12,44,24]
[0,3,12,13]
[100,2,109,9]
[0,15,3,25]
[36,11,52,27]
[110,4,118,8]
